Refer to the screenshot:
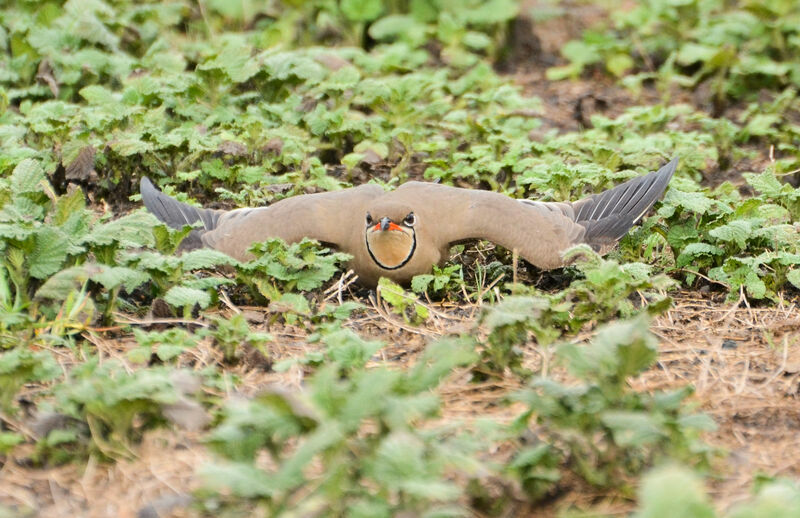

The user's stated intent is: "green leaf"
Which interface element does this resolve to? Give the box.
[92,266,150,292]
[411,274,434,294]
[480,296,547,330]
[378,277,429,323]
[744,270,767,299]
[600,411,664,447]
[462,0,518,24]
[744,171,785,197]
[633,465,715,518]
[180,249,239,270]
[562,40,600,66]
[30,227,69,279]
[0,432,24,454]
[676,43,718,65]
[35,264,96,300]
[664,189,715,214]
[341,0,383,22]
[676,243,724,268]
[607,53,634,77]
[201,461,276,498]
[164,286,211,310]
[559,315,656,382]
[786,269,800,289]
[728,480,800,518]
[10,158,45,194]
[79,85,116,104]
[322,328,383,370]
[709,220,752,249]
[83,212,157,248]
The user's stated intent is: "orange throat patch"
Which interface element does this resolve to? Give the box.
[366,228,415,269]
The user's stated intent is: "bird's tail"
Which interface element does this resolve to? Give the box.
[573,158,677,250]
[140,178,223,250]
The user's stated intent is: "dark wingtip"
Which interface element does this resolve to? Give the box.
[139,177,157,204]
[579,157,678,245]
[657,156,679,183]
[139,177,222,238]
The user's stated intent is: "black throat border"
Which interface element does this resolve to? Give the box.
[365,228,417,270]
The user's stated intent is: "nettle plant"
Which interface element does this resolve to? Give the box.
[201,0,519,63]
[2,0,530,206]
[473,249,675,380]
[203,334,482,517]
[549,0,800,104]
[660,168,800,299]
[510,317,715,496]
[0,159,156,326]
[631,465,800,518]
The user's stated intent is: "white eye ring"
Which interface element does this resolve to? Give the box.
[403,213,416,227]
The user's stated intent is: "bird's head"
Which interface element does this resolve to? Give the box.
[363,203,417,270]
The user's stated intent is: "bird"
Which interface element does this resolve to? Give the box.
[140,158,677,287]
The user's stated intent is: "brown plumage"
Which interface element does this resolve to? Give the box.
[141,158,677,287]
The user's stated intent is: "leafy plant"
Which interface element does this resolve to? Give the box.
[411,264,464,298]
[53,362,208,459]
[238,238,351,304]
[377,277,430,324]
[203,336,480,516]
[199,313,272,364]
[129,327,198,364]
[510,317,715,493]
[0,347,60,413]
[659,167,800,299]
[275,324,383,375]
[549,0,800,105]
[627,466,800,518]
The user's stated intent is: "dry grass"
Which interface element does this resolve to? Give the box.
[2,286,798,517]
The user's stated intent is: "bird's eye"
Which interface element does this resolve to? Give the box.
[365,213,374,226]
[403,212,416,227]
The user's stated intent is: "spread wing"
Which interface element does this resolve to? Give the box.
[405,158,677,269]
[140,178,384,261]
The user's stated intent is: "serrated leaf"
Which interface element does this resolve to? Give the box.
[709,220,752,249]
[198,38,259,83]
[92,266,150,292]
[35,265,96,300]
[744,270,767,299]
[30,227,69,279]
[600,411,664,447]
[180,248,239,270]
[54,187,87,226]
[559,315,656,381]
[411,274,434,293]
[744,171,785,197]
[676,243,724,267]
[164,286,210,309]
[10,158,45,194]
[323,328,383,369]
[79,85,116,104]
[480,296,547,330]
[83,211,157,248]
[664,189,714,214]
